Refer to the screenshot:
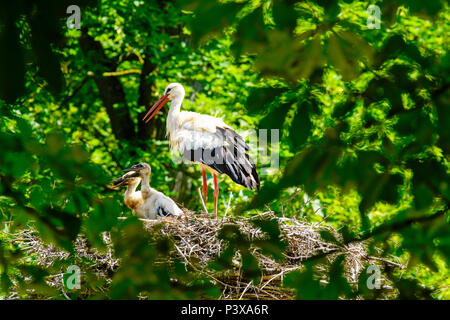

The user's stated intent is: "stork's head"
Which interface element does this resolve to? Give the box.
[123,162,151,177]
[164,83,185,100]
[142,83,185,123]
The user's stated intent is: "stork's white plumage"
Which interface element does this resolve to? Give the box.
[142,83,260,218]
[112,163,182,219]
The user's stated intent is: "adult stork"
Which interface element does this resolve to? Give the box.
[142,83,259,218]
[112,162,183,219]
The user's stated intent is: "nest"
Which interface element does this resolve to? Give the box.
[146,211,371,299]
[7,211,402,300]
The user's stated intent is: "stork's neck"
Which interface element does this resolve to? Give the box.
[140,172,151,192]
[139,171,153,199]
[124,179,140,199]
[168,95,183,119]
[166,94,184,140]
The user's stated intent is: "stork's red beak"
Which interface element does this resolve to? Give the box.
[142,94,169,123]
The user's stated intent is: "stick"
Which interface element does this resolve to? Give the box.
[198,187,209,217]
[223,192,233,220]
[239,281,252,300]
[102,69,142,77]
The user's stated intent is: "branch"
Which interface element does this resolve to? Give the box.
[299,208,448,265]
[125,43,145,64]
[350,208,447,244]
[60,76,91,107]
[198,187,209,217]
[102,69,142,77]
[0,177,75,241]
[137,56,164,142]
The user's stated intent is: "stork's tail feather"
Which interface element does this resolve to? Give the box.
[212,158,259,190]
[217,127,259,190]
[250,159,260,190]
[236,166,260,190]
[226,150,260,190]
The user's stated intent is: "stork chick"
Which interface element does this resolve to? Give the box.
[122,162,183,219]
[112,164,182,219]
[142,83,260,219]
[111,171,146,218]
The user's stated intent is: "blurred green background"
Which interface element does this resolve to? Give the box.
[0,0,449,299]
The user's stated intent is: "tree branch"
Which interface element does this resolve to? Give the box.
[60,76,91,108]
[102,69,142,77]
[136,56,166,141]
[299,208,448,265]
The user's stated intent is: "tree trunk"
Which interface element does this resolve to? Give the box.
[78,29,136,142]
[136,57,166,142]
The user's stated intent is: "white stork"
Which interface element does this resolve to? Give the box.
[142,83,260,218]
[112,162,183,219]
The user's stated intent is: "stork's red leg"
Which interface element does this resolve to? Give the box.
[202,169,208,202]
[202,168,208,217]
[213,173,219,219]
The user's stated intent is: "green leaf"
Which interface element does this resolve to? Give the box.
[319,230,340,245]
[289,100,312,150]
[179,0,243,46]
[246,86,288,113]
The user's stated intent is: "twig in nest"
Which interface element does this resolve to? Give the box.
[239,281,253,300]
[223,192,233,219]
[198,187,209,218]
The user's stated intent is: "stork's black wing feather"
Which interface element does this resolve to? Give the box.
[157,206,171,217]
[182,127,260,190]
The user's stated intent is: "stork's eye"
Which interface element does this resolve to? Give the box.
[166,88,171,93]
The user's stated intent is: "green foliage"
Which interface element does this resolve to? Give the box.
[181,0,450,299]
[284,256,354,299]
[109,218,220,299]
[209,217,286,283]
